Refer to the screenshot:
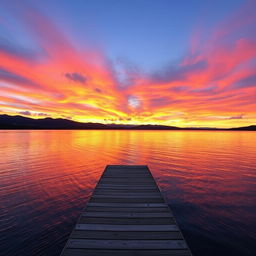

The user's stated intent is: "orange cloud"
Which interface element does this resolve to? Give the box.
[0,1,255,128]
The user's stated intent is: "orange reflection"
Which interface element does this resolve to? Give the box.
[0,2,256,128]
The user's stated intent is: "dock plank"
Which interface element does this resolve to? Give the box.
[78,216,175,225]
[93,192,161,196]
[86,202,167,207]
[89,197,164,203]
[62,249,191,256]
[96,185,157,189]
[75,224,179,231]
[70,230,182,239]
[60,165,192,256]
[81,212,173,217]
[66,239,187,249]
[85,206,170,212]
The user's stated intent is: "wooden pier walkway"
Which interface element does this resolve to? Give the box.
[60,165,192,256]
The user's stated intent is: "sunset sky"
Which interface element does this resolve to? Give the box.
[0,0,255,128]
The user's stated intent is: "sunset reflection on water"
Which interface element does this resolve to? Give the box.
[0,130,255,256]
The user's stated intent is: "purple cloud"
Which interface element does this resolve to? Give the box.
[150,97,183,107]
[228,114,244,120]
[0,38,43,61]
[94,88,102,93]
[65,72,87,84]
[0,68,39,87]
[110,57,141,89]
[233,74,256,89]
[189,85,218,95]
[19,111,31,116]
[37,112,48,116]
[151,60,208,83]
[170,85,189,92]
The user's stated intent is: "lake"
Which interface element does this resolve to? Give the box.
[0,130,255,256]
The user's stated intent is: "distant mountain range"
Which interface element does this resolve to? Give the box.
[0,114,255,130]
[0,114,107,129]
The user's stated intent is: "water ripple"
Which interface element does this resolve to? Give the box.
[0,130,255,256]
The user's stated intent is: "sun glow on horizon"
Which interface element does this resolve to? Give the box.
[0,1,256,128]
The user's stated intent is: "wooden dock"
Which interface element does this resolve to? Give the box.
[60,165,192,256]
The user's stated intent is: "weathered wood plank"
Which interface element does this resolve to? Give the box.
[96,184,157,191]
[79,216,175,225]
[103,172,150,176]
[89,197,164,203]
[106,165,147,168]
[75,224,179,231]
[99,183,156,186]
[94,192,161,196]
[67,239,187,249]
[103,174,152,178]
[104,170,149,173]
[94,188,159,193]
[100,178,155,182]
[99,179,155,183]
[85,206,170,213]
[60,165,192,256]
[62,249,191,256]
[87,202,167,207]
[81,212,173,218]
[106,166,148,168]
[92,194,162,198]
[70,230,182,240]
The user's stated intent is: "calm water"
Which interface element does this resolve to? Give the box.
[0,130,255,256]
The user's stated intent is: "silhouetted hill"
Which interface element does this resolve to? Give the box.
[229,125,256,131]
[0,114,255,130]
[0,115,108,129]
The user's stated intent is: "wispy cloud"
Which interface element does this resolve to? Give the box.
[0,1,255,127]
[18,110,31,116]
[65,72,87,84]
[0,68,40,87]
[228,114,244,120]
